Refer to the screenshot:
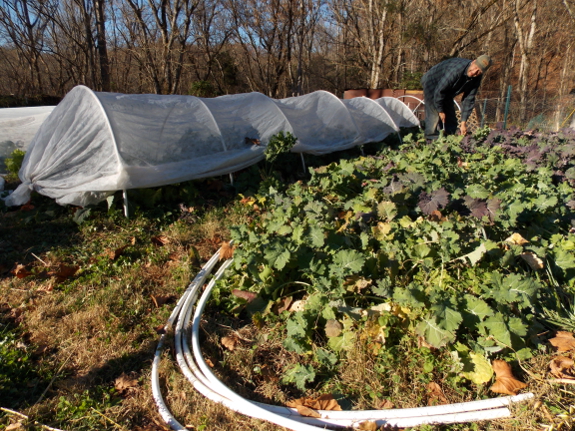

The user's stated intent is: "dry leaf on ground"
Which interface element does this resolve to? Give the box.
[150,294,176,308]
[219,241,235,260]
[20,203,35,211]
[221,335,239,351]
[505,233,529,245]
[427,382,448,405]
[429,210,447,222]
[549,331,575,352]
[379,399,394,409]
[276,296,293,314]
[115,372,139,395]
[520,252,544,270]
[5,423,23,431]
[108,245,129,260]
[550,356,575,379]
[490,359,527,395]
[294,405,321,418]
[357,421,378,431]
[151,235,170,246]
[289,299,306,312]
[12,264,32,278]
[49,264,79,281]
[286,394,342,411]
[325,319,343,337]
[231,289,257,302]
[37,282,54,293]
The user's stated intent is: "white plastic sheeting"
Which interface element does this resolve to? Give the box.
[0,106,54,174]
[5,85,419,207]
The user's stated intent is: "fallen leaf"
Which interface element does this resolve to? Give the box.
[232,289,257,302]
[418,336,436,350]
[550,356,575,379]
[108,245,129,260]
[325,319,343,338]
[154,325,165,334]
[37,282,54,293]
[429,210,447,222]
[12,264,32,279]
[240,196,256,206]
[379,399,394,409]
[20,202,35,211]
[220,242,235,260]
[276,296,293,314]
[294,405,321,418]
[286,394,342,411]
[457,157,469,168]
[490,359,527,395]
[427,381,448,405]
[520,252,544,270]
[167,252,180,261]
[221,335,238,351]
[5,422,23,430]
[150,294,176,308]
[358,421,378,431]
[205,358,215,367]
[49,264,79,281]
[151,235,170,246]
[289,299,306,312]
[505,233,529,246]
[115,372,139,394]
[8,307,23,323]
[130,236,136,245]
[549,331,575,352]
[354,277,371,292]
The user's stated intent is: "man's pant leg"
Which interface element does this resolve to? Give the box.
[443,102,458,135]
[424,100,440,140]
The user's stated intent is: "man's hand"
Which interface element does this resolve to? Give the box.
[460,121,468,136]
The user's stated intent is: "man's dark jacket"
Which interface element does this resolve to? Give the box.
[421,58,482,122]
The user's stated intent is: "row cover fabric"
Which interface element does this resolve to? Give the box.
[0,106,55,174]
[5,85,419,207]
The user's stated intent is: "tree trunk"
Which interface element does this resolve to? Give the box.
[94,0,110,91]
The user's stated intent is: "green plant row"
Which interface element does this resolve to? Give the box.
[214,127,575,389]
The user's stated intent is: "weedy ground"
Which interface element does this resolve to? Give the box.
[1,135,575,431]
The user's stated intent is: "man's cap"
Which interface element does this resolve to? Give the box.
[475,55,492,73]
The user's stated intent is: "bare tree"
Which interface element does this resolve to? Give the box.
[513,0,537,122]
[118,0,199,94]
[330,0,391,89]
[0,0,54,94]
[95,0,110,91]
[227,0,301,97]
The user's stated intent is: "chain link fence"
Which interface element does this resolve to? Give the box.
[472,96,575,132]
[398,90,575,133]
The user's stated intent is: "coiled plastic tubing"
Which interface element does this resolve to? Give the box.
[152,244,533,430]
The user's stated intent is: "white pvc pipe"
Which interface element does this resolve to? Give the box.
[187,258,532,428]
[151,251,223,430]
[153,246,534,430]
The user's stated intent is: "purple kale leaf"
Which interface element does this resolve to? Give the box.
[418,188,450,215]
[464,195,489,219]
[487,198,501,222]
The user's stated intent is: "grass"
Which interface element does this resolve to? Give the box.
[1,137,575,431]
